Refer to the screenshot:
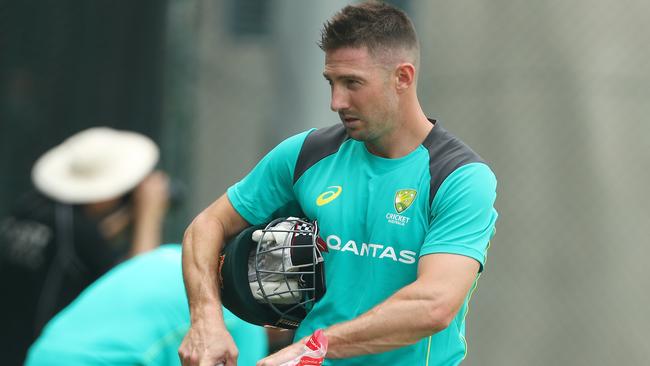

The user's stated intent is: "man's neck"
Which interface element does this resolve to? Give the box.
[364,105,432,159]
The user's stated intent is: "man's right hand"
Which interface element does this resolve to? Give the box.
[178,322,238,366]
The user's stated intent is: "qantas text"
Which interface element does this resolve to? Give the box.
[325,234,416,265]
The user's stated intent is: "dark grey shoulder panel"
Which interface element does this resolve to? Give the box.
[422,121,485,205]
[293,124,349,184]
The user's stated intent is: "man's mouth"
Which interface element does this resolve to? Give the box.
[341,115,361,124]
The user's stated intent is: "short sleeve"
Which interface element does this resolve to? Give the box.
[227,130,314,225]
[420,162,498,272]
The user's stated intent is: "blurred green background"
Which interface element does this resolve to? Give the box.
[2,1,649,365]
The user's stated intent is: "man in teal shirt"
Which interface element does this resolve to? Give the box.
[179,2,498,365]
[25,245,268,366]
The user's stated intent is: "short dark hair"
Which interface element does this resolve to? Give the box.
[318,1,419,56]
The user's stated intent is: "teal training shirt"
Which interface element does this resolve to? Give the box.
[25,245,268,366]
[228,121,498,365]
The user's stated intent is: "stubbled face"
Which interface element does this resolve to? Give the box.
[323,47,399,142]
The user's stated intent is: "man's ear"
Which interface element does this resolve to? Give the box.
[395,63,416,93]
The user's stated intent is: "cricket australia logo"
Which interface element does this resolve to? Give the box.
[386,189,417,226]
[394,189,417,213]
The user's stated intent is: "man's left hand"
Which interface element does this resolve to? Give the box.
[256,341,305,366]
[257,330,328,366]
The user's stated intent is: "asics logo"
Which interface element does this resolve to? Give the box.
[316,186,342,206]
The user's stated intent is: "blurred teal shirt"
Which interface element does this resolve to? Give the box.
[227,123,498,365]
[25,245,268,366]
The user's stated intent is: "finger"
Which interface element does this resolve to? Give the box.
[256,355,275,366]
[252,230,263,242]
[229,352,239,366]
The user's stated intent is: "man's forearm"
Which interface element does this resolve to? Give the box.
[178,196,250,365]
[181,194,250,326]
[323,281,452,359]
[182,213,227,323]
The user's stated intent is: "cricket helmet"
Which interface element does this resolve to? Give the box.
[219,217,326,329]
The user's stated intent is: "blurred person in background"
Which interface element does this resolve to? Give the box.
[179,2,498,366]
[25,244,268,366]
[0,127,170,365]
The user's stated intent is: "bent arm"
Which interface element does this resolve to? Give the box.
[323,253,480,358]
[182,193,249,325]
[130,171,170,256]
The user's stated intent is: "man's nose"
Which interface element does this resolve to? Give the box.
[330,87,349,112]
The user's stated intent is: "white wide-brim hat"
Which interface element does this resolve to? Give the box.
[32,127,159,204]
